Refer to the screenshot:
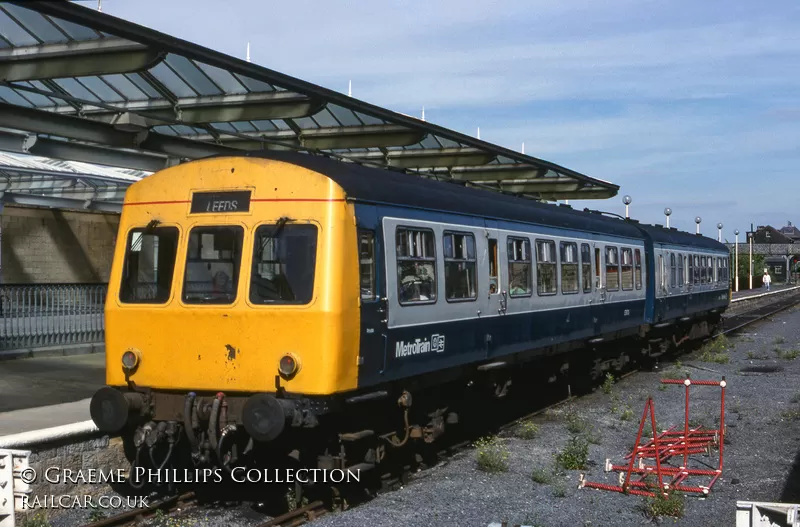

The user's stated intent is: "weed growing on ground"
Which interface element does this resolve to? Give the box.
[565,410,588,434]
[698,347,730,364]
[779,349,800,361]
[643,491,685,519]
[583,426,603,445]
[661,361,689,380]
[88,507,106,522]
[731,399,741,414]
[474,436,510,473]
[531,466,553,484]
[658,384,668,391]
[602,372,615,394]
[21,513,51,527]
[747,351,756,359]
[556,435,589,470]
[515,420,540,440]
[619,404,634,421]
[780,409,800,421]
[775,336,787,344]
[552,484,567,498]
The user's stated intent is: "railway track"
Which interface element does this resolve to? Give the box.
[79,292,800,527]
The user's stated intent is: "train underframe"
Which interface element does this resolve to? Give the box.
[92,312,723,500]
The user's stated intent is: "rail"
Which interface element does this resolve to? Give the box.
[0,283,107,350]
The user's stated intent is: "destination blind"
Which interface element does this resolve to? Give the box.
[191,191,251,213]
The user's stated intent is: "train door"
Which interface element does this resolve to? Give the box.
[588,243,605,335]
[482,221,507,356]
[355,205,385,386]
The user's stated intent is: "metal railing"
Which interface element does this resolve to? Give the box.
[0,283,107,350]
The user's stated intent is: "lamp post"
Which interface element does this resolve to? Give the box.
[695,216,702,235]
[623,195,632,219]
[734,229,739,292]
[717,223,723,242]
[664,207,672,228]
[747,228,753,289]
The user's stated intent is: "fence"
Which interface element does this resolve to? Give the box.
[0,284,107,351]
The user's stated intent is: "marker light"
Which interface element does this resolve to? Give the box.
[278,354,299,377]
[122,349,140,371]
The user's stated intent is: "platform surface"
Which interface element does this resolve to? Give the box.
[0,352,105,413]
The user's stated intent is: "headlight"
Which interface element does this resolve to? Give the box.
[122,349,140,371]
[278,354,299,377]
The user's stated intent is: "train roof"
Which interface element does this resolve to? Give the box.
[213,151,722,249]
[634,223,728,252]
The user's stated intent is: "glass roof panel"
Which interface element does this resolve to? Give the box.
[152,125,178,136]
[497,156,516,164]
[404,142,422,150]
[48,16,99,41]
[310,108,339,128]
[102,74,148,101]
[149,62,198,98]
[195,62,248,94]
[272,119,291,131]
[211,122,236,133]
[420,135,442,149]
[54,77,101,102]
[250,120,277,131]
[76,76,124,102]
[437,136,460,148]
[354,112,384,125]
[327,104,361,126]
[171,124,198,135]
[165,55,222,96]
[125,73,161,99]
[0,35,10,48]
[12,82,54,107]
[233,74,274,93]
[0,85,33,107]
[292,117,319,129]
[1,5,67,44]
[230,121,257,132]
[0,10,38,46]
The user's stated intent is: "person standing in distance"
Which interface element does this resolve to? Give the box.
[763,270,771,291]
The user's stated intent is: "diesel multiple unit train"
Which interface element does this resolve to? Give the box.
[90,152,730,479]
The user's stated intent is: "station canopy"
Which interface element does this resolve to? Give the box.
[0,1,618,213]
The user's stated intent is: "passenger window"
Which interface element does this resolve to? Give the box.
[677,254,684,288]
[488,238,499,294]
[581,244,592,293]
[560,242,578,294]
[183,226,244,304]
[621,248,633,291]
[634,249,642,290]
[594,247,601,288]
[120,226,179,304]
[670,253,676,289]
[536,239,557,295]
[443,232,477,301]
[359,231,376,301]
[396,227,437,304]
[694,255,700,284]
[700,256,707,283]
[508,237,532,296]
[605,246,619,291]
[658,255,664,290]
[250,223,318,305]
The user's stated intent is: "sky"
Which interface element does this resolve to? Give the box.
[92,0,799,241]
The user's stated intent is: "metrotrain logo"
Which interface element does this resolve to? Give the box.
[395,334,445,358]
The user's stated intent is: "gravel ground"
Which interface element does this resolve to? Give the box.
[308,305,800,527]
[43,305,800,527]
